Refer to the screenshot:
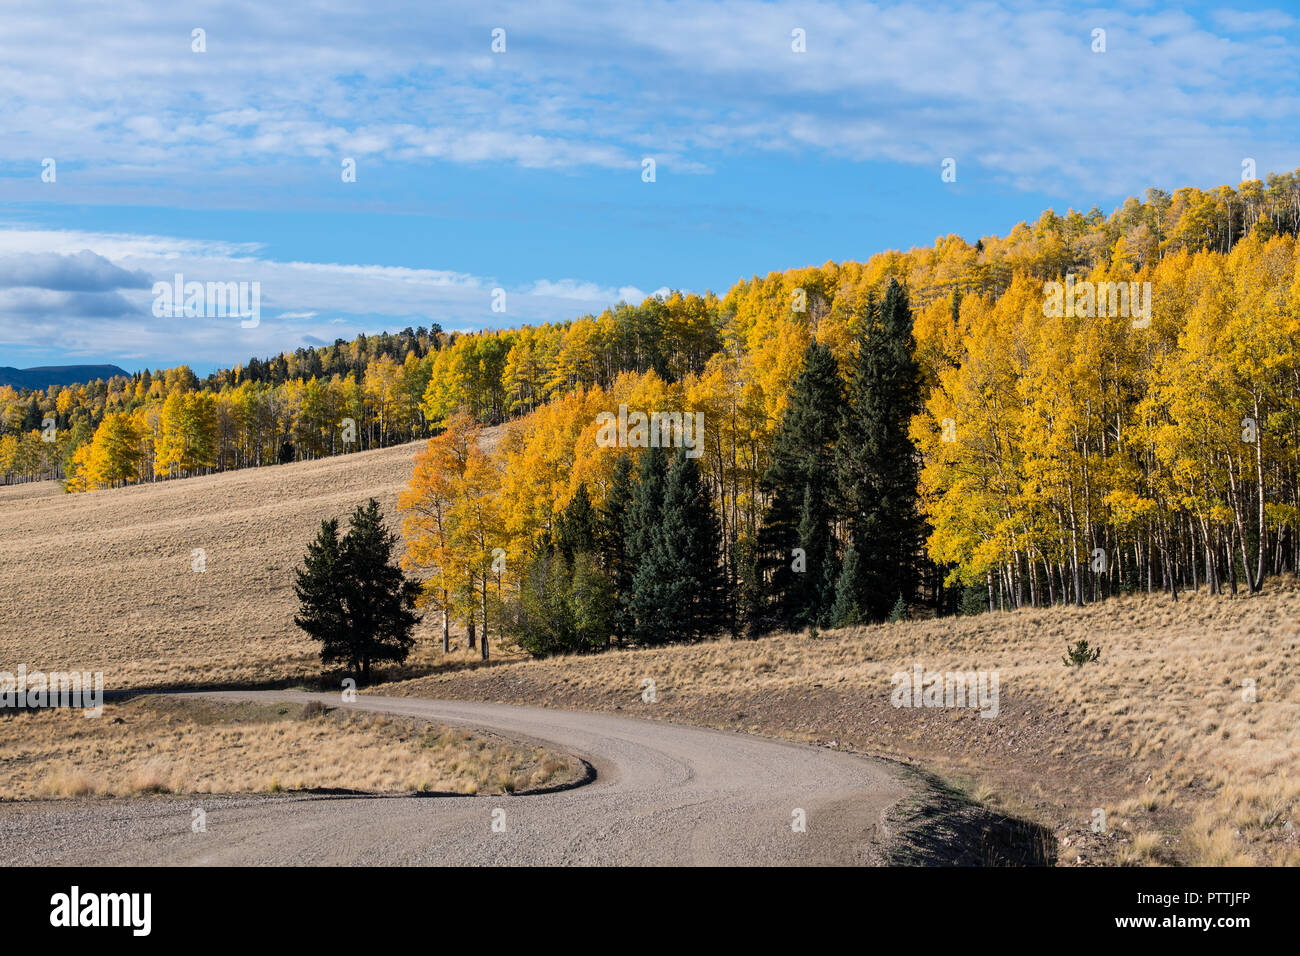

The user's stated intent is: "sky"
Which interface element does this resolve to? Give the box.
[1,0,1298,375]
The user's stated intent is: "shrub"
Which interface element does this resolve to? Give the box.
[1063,638,1102,667]
[959,585,988,616]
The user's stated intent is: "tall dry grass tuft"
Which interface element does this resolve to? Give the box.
[39,765,101,798]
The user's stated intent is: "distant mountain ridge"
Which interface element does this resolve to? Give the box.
[0,365,130,391]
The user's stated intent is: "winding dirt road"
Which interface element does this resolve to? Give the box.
[0,691,910,866]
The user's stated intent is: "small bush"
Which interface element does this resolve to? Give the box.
[1063,639,1102,667]
[959,585,988,616]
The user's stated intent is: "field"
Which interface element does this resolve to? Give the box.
[0,441,462,690]
[2,439,1297,863]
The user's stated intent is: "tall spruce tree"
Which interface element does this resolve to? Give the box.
[733,532,763,638]
[623,448,666,641]
[829,543,863,626]
[794,483,838,627]
[599,454,637,643]
[755,340,842,632]
[555,482,598,559]
[674,448,730,637]
[293,517,347,661]
[628,448,727,643]
[834,279,924,622]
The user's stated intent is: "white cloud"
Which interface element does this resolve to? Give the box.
[529,279,623,301]
[0,227,656,369]
[0,1,1293,197]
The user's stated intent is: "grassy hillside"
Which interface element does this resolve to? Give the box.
[0,440,458,689]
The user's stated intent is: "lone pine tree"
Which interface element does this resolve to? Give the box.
[294,498,421,681]
[672,447,730,638]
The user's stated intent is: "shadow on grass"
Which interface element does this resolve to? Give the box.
[887,770,1057,867]
[101,658,508,703]
[265,758,596,801]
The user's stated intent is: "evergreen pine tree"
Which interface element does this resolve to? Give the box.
[628,448,728,643]
[629,451,688,644]
[623,448,667,641]
[600,454,635,642]
[293,517,347,660]
[294,499,421,682]
[755,341,841,633]
[733,533,763,638]
[599,454,637,643]
[794,483,838,627]
[556,482,598,559]
[835,279,924,622]
[829,544,864,626]
[676,449,730,637]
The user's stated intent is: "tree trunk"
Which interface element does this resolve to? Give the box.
[1227,452,1259,593]
[1254,395,1267,592]
[480,577,489,661]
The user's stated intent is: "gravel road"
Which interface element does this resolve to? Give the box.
[0,691,910,866]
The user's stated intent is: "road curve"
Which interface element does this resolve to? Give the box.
[0,691,911,866]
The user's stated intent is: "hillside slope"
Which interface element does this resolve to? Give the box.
[0,364,130,390]
[0,440,438,688]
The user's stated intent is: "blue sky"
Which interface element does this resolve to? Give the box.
[1,0,1298,375]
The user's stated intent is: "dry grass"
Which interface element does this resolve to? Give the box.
[0,439,522,691]
[1116,831,1168,866]
[0,695,578,800]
